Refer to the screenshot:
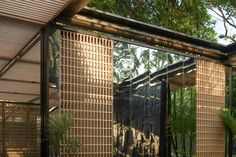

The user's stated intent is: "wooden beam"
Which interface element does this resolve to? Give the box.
[61,0,92,17]
[66,15,224,60]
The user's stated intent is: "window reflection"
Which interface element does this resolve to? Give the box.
[113,42,196,157]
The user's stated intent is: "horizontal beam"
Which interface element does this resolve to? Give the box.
[0,100,40,106]
[58,26,219,61]
[225,43,236,55]
[0,78,40,84]
[60,0,92,17]
[0,91,39,96]
[119,59,196,91]
[79,7,227,53]
[0,56,40,65]
[64,15,225,60]
[0,78,57,90]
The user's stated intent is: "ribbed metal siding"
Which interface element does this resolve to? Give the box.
[0,19,40,58]
[0,0,70,24]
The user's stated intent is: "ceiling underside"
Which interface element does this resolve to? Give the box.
[0,1,71,102]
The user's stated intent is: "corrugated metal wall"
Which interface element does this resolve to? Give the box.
[0,102,41,157]
[60,30,113,156]
[196,60,225,157]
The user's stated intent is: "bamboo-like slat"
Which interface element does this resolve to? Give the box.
[60,30,113,156]
[0,102,41,157]
[196,60,225,157]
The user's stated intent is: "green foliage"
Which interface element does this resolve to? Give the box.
[47,114,80,157]
[89,0,217,41]
[233,77,236,106]
[113,42,132,83]
[67,138,80,153]
[218,108,236,135]
[170,86,196,157]
[91,0,219,84]
[49,30,60,88]
[113,42,188,83]
[208,0,236,43]
[89,0,116,13]
[171,107,195,135]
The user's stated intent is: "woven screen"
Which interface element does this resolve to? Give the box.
[0,102,41,157]
[60,30,113,156]
[196,60,225,157]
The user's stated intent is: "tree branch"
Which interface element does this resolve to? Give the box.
[217,6,236,29]
[220,34,236,43]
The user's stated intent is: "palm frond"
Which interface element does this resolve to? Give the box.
[218,109,236,135]
[46,114,72,150]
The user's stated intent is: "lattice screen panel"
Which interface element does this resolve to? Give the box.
[60,30,113,157]
[0,102,41,157]
[196,60,225,157]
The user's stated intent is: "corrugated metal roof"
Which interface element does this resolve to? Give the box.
[22,42,40,62]
[0,18,40,58]
[0,93,35,102]
[0,0,70,24]
[0,0,71,102]
[2,62,40,82]
[0,81,40,95]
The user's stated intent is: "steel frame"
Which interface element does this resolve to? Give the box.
[40,26,49,157]
[228,66,233,157]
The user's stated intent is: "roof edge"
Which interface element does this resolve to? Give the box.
[79,7,227,52]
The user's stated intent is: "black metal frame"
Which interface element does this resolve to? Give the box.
[159,81,171,157]
[228,66,233,157]
[40,26,49,157]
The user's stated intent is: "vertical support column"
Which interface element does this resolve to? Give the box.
[228,66,233,157]
[40,26,49,157]
[196,60,225,157]
[159,81,171,157]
